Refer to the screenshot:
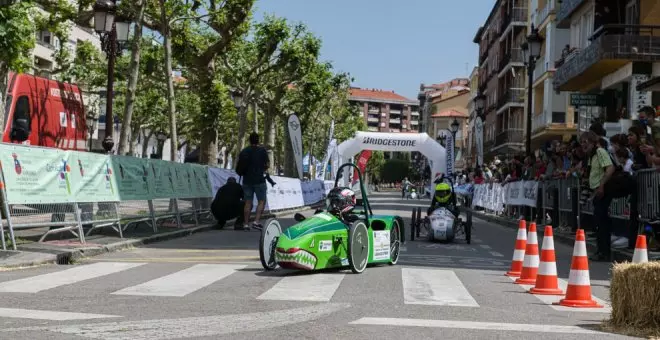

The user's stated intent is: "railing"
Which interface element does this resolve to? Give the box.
[497,89,525,109]
[556,0,586,28]
[499,49,524,71]
[389,118,401,124]
[367,117,379,123]
[495,129,524,145]
[554,24,660,89]
[500,7,528,32]
[535,1,555,28]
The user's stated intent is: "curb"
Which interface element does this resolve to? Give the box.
[468,208,638,262]
[2,203,323,269]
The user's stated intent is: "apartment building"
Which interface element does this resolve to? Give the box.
[428,86,471,171]
[418,78,470,135]
[528,0,575,148]
[474,0,528,159]
[349,87,420,133]
[553,0,660,133]
[467,67,479,167]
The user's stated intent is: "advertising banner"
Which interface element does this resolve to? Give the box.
[287,114,304,179]
[352,150,372,185]
[111,155,154,201]
[0,144,121,204]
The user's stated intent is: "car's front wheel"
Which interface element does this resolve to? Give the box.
[348,220,369,274]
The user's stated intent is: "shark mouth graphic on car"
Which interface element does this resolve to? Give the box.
[275,247,317,270]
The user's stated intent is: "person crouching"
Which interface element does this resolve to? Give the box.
[211,177,245,229]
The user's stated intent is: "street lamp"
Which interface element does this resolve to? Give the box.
[474,92,486,119]
[231,90,244,110]
[521,24,542,157]
[156,132,167,158]
[94,0,132,154]
[86,113,99,152]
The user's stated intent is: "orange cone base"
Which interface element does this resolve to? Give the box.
[529,287,564,295]
[514,277,536,285]
[505,271,521,277]
[553,299,603,308]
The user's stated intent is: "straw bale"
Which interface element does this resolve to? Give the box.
[606,261,660,338]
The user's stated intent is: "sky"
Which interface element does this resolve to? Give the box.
[253,0,495,100]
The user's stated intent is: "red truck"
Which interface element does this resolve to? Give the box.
[3,72,88,150]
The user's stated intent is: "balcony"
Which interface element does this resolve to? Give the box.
[497,89,525,112]
[410,120,419,125]
[368,107,380,113]
[367,116,379,123]
[495,129,524,146]
[500,8,527,37]
[389,118,401,124]
[390,109,402,115]
[368,126,378,132]
[411,111,419,116]
[556,0,586,29]
[534,1,556,29]
[532,57,550,84]
[498,48,524,77]
[553,25,660,92]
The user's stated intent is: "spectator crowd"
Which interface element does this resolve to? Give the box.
[459,106,660,259]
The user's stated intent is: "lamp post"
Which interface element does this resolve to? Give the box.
[86,113,99,152]
[156,132,167,158]
[94,0,132,154]
[521,24,542,157]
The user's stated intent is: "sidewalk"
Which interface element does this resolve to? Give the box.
[1,203,322,269]
[468,208,660,262]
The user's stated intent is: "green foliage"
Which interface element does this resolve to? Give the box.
[380,159,411,183]
[365,151,385,180]
[0,2,38,72]
[57,40,106,90]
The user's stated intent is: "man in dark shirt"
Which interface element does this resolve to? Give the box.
[238,132,269,231]
[211,177,244,229]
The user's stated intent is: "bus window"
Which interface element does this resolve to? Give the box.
[10,95,30,142]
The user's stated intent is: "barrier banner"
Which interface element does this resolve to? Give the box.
[0,144,121,204]
[111,155,154,201]
[267,176,304,211]
[470,181,539,211]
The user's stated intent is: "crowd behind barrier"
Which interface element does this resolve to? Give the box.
[453,168,660,250]
[0,143,330,250]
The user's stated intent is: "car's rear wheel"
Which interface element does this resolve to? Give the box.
[389,218,402,265]
[259,218,282,270]
[348,220,369,274]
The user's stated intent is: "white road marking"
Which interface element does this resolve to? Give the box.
[0,262,145,293]
[472,238,483,243]
[489,251,504,257]
[257,273,345,302]
[349,318,606,335]
[2,303,350,339]
[0,307,121,321]
[402,268,479,307]
[508,276,611,313]
[479,245,491,249]
[111,264,246,297]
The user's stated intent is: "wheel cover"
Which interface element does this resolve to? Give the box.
[350,222,369,271]
[260,220,281,270]
[390,220,401,264]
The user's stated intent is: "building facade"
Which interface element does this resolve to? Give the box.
[528,0,575,149]
[467,67,479,167]
[428,87,471,171]
[474,0,529,159]
[349,87,420,133]
[418,78,470,136]
[553,0,660,134]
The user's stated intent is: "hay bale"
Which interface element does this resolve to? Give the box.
[609,261,660,336]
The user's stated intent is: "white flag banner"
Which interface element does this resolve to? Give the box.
[288,114,304,179]
[475,116,484,166]
[318,139,336,180]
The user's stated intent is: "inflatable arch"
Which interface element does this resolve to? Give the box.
[337,131,446,187]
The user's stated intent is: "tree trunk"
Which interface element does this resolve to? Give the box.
[141,130,153,158]
[252,102,258,133]
[234,104,248,161]
[199,129,218,166]
[160,0,178,162]
[263,107,276,174]
[0,64,8,141]
[117,0,145,156]
[129,124,140,156]
[282,114,295,178]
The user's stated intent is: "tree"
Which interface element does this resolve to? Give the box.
[365,151,385,181]
[380,159,410,183]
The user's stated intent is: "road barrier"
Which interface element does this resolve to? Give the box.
[0,143,330,250]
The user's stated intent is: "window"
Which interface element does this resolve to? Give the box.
[11,95,31,141]
[570,6,594,49]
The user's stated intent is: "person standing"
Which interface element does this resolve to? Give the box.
[236,132,269,231]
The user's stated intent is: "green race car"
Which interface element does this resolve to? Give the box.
[258,163,404,274]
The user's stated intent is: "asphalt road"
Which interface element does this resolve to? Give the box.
[0,192,637,340]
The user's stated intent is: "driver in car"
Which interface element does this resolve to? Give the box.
[428,182,459,217]
[327,187,357,221]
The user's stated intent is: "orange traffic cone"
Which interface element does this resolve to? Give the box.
[529,226,563,295]
[506,219,527,277]
[555,229,602,308]
[632,235,648,264]
[515,222,539,285]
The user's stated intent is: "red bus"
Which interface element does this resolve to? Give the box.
[3,72,88,151]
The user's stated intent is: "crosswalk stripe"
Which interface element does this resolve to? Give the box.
[508,276,611,313]
[257,273,345,302]
[0,262,145,293]
[112,264,246,297]
[0,307,121,321]
[402,268,479,307]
